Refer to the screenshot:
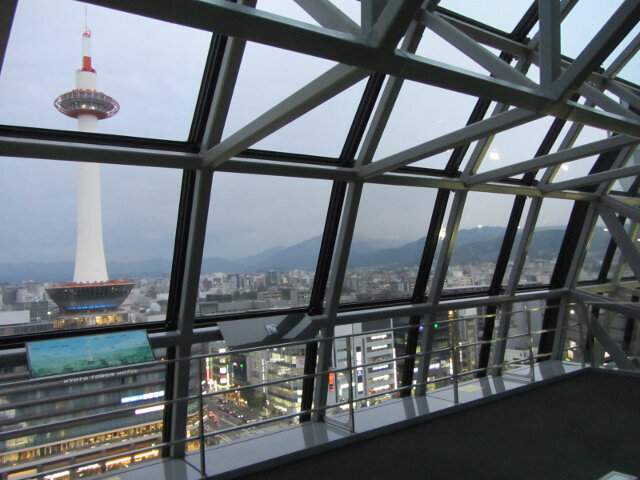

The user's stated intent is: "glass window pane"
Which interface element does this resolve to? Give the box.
[372,80,477,163]
[190,340,307,448]
[0,158,181,335]
[0,0,211,141]
[255,0,321,26]
[549,154,599,183]
[446,192,521,290]
[571,125,609,148]
[616,47,640,85]
[253,79,367,158]
[329,0,361,25]
[326,319,403,416]
[415,27,491,75]
[221,41,337,144]
[605,23,640,67]
[438,0,533,33]
[518,198,574,286]
[560,0,624,59]
[200,173,332,315]
[473,117,556,175]
[342,184,437,303]
[579,223,613,282]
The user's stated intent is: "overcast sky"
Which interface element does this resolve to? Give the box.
[0,0,636,266]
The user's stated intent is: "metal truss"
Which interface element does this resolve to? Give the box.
[1,0,639,463]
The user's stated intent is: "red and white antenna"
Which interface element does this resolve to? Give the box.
[81,6,94,72]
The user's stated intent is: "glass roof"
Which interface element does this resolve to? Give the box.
[0,0,211,140]
[0,1,639,476]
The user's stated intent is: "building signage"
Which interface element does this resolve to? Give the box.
[26,330,155,377]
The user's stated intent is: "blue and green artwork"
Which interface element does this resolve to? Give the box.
[27,330,155,377]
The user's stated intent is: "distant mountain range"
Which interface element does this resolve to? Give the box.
[0,227,612,283]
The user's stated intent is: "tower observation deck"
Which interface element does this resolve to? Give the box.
[46,27,133,314]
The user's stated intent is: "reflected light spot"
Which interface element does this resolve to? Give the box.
[489,151,500,161]
[603,228,608,232]
[477,224,483,228]
[561,164,569,171]
[439,229,447,240]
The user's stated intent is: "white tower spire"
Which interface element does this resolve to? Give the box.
[54,24,120,283]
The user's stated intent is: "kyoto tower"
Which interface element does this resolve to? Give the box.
[46,22,133,314]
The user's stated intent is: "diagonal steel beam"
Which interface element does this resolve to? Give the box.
[357,22,426,166]
[552,0,640,98]
[421,11,536,87]
[86,0,640,138]
[599,203,640,280]
[201,21,253,151]
[294,0,360,35]
[556,100,640,139]
[604,80,640,113]
[437,14,532,59]
[611,221,640,282]
[201,64,369,169]
[541,164,640,194]
[573,290,640,322]
[85,0,557,113]
[601,195,640,223]
[360,108,541,179]
[575,300,636,370]
[578,82,640,122]
[466,134,638,186]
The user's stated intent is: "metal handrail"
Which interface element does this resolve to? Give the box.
[0,299,595,480]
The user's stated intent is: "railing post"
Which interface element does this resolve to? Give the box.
[449,319,459,405]
[345,336,355,433]
[197,358,206,477]
[526,307,535,382]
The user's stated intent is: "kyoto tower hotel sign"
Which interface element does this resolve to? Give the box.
[46,25,133,314]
